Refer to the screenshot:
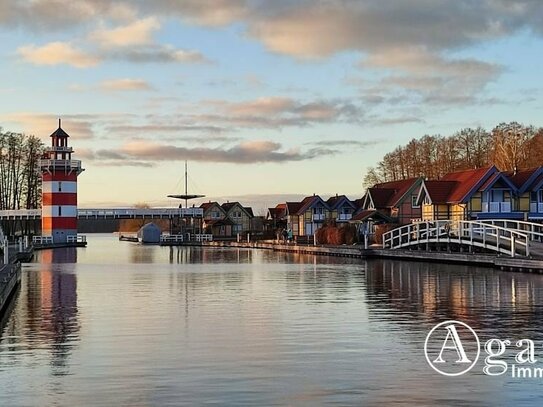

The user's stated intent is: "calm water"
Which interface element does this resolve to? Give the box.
[2,235,543,406]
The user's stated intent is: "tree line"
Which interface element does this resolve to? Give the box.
[363,122,543,187]
[0,129,44,210]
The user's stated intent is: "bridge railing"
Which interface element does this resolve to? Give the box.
[479,219,543,242]
[78,208,204,218]
[383,220,530,257]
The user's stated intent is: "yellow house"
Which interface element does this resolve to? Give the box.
[418,166,523,221]
[286,195,330,236]
[221,202,254,234]
[508,167,543,220]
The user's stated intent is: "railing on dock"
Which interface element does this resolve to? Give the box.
[383,220,530,258]
[193,234,213,242]
[67,235,87,243]
[32,236,53,245]
[161,235,184,243]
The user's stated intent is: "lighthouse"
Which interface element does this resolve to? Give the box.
[39,120,84,243]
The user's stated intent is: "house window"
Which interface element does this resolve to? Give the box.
[211,211,220,218]
[58,206,62,216]
[531,191,538,202]
[313,207,323,215]
[58,182,62,192]
[411,195,420,208]
[424,196,431,205]
[540,190,543,202]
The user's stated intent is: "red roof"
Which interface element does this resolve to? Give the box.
[351,209,392,222]
[268,204,287,220]
[286,202,303,214]
[506,167,543,191]
[440,166,494,203]
[200,201,220,211]
[368,177,421,208]
[422,181,458,204]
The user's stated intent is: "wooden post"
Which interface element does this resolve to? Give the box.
[3,240,8,264]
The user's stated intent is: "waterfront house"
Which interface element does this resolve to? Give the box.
[507,166,543,220]
[418,165,522,221]
[326,194,357,223]
[266,203,287,231]
[222,202,254,235]
[286,195,330,236]
[200,201,232,237]
[362,178,424,225]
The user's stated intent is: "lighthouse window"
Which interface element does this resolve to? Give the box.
[58,182,62,192]
[58,207,62,216]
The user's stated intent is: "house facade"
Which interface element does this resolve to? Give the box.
[362,178,424,225]
[418,165,543,221]
[327,194,356,223]
[222,202,254,234]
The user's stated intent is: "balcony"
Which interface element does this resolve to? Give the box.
[337,214,352,221]
[47,146,73,153]
[39,159,83,172]
[530,203,543,213]
[482,201,511,213]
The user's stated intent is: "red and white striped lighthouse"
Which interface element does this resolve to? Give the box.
[39,120,84,243]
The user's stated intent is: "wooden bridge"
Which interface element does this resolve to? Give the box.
[382,219,543,258]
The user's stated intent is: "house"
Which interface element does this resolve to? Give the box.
[417,165,522,221]
[222,202,254,235]
[200,201,232,237]
[326,194,357,223]
[266,203,287,231]
[362,177,424,225]
[286,195,330,236]
[507,166,543,220]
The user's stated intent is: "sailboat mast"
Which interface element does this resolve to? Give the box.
[184,160,188,209]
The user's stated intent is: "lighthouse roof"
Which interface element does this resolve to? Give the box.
[49,126,70,138]
[49,120,70,138]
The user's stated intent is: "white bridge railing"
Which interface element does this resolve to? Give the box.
[78,208,204,218]
[383,220,530,258]
[479,219,543,242]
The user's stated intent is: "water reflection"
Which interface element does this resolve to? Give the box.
[365,259,543,338]
[1,247,79,378]
[3,236,543,405]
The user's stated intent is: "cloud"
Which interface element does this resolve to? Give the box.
[17,42,99,68]
[85,139,337,165]
[89,17,160,48]
[107,124,227,135]
[99,78,154,91]
[106,46,210,64]
[308,139,381,148]
[1,113,97,139]
[201,97,363,128]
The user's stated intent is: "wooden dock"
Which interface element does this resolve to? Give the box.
[201,240,543,272]
[0,263,21,317]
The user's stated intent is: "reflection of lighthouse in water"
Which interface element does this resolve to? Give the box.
[39,248,79,374]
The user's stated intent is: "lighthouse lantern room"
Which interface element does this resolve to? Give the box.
[39,120,84,243]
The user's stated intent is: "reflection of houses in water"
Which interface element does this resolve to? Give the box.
[365,259,543,334]
[37,248,79,375]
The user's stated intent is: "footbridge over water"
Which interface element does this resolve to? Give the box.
[383,220,543,258]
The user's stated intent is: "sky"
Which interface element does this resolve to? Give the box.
[1,0,543,212]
